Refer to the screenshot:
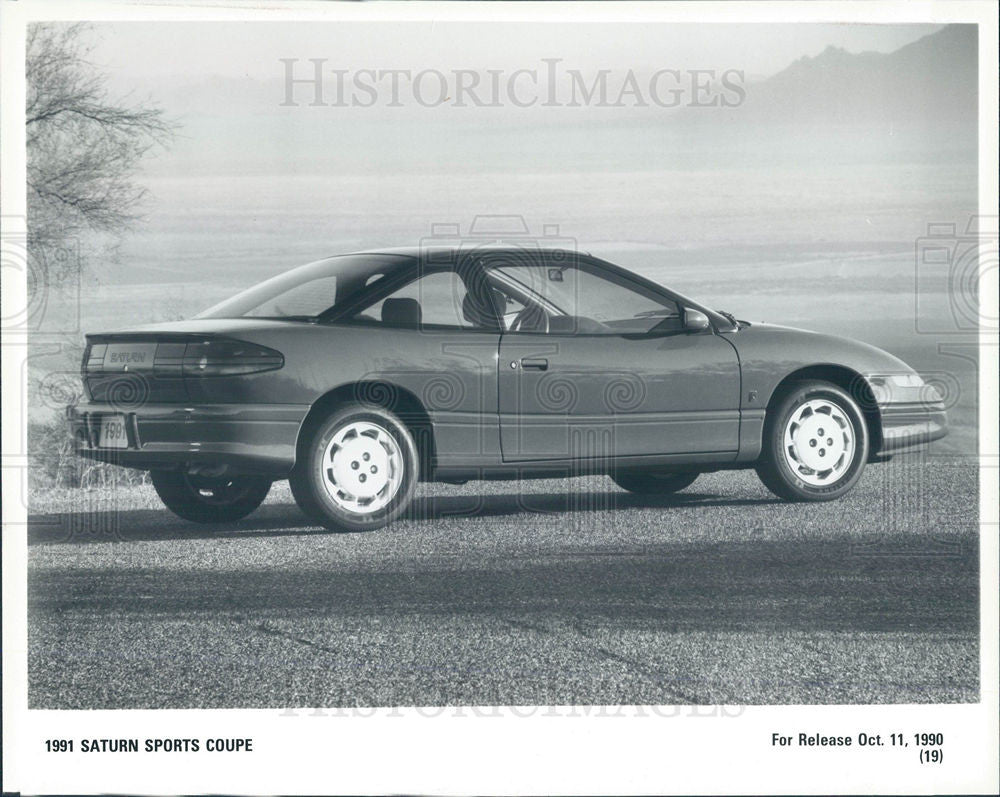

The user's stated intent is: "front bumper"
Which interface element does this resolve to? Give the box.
[872,400,948,459]
[67,402,310,475]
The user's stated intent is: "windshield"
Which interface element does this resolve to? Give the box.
[487,260,681,335]
[197,253,416,319]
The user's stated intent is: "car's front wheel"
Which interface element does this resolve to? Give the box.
[289,403,419,532]
[612,470,699,495]
[150,470,271,524]
[755,380,869,501]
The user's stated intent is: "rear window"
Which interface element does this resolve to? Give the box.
[197,254,414,319]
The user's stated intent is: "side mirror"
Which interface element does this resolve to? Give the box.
[683,308,711,332]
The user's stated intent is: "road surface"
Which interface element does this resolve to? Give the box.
[27,457,980,708]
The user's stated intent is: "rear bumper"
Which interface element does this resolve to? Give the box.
[872,401,948,459]
[67,402,310,475]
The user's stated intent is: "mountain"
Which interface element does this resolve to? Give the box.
[735,24,977,127]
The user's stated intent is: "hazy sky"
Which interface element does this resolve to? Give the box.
[70,20,957,180]
[88,21,942,85]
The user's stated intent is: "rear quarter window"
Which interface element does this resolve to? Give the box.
[243,275,338,318]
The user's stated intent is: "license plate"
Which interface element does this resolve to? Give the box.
[98,415,129,449]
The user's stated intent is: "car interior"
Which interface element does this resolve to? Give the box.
[340,260,686,337]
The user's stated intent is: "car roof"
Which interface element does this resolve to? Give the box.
[334,244,591,259]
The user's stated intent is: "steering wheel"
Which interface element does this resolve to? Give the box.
[511,304,549,333]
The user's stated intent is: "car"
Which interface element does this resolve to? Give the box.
[67,245,947,531]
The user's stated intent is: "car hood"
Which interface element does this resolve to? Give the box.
[730,322,915,376]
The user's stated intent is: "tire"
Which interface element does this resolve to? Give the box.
[150,470,271,524]
[612,470,699,495]
[755,380,869,502]
[289,403,419,532]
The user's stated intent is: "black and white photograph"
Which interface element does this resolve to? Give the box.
[2,0,997,794]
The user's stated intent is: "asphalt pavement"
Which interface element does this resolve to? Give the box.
[27,457,980,708]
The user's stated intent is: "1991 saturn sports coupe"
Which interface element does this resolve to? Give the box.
[68,246,947,531]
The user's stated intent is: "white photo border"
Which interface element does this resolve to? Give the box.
[2,1,997,794]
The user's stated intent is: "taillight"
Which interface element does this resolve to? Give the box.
[182,338,284,377]
[82,343,106,374]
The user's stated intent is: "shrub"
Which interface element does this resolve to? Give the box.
[28,417,149,491]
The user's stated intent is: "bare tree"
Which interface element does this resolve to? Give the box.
[25,23,175,483]
[26,22,174,276]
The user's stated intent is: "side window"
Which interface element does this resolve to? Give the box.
[355,270,482,329]
[244,275,338,318]
[495,289,525,331]
[489,262,680,335]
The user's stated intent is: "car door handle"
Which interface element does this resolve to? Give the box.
[520,358,549,370]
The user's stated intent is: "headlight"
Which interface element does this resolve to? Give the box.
[868,373,940,404]
[886,374,925,388]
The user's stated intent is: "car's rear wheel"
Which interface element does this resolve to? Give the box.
[289,403,419,532]
[612,470,699,495]
[150,470,271,524]
[755,380,869,501]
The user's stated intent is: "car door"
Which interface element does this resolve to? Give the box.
[340,258,504,469]
[488,255,741,462]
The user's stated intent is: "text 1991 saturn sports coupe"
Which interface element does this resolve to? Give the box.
[68,246,947,531]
